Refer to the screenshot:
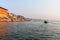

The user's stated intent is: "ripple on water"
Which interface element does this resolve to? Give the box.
[0,22,60,40]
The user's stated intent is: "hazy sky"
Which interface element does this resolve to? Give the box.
[0,0,60,20]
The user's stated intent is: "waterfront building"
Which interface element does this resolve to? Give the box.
[0,7,11,22]
[9,13,17,22]
[17,15,25,22]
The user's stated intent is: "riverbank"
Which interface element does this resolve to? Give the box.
[0,7,31,22]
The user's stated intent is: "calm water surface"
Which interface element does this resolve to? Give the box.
[0,21,60,40]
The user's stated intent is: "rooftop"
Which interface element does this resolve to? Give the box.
[0,7,8,11]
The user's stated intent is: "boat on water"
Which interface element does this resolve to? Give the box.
[44,20,48,24]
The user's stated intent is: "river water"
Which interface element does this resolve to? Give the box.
[0,21,60,40]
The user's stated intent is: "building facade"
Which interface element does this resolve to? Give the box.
[0,7,11,22]
[0,7,28,22]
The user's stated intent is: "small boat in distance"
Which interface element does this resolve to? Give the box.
[44,20,48,24]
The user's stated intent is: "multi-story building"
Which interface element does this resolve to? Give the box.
[0,7,28,22]
[9,13,17,22]
[0,7,11,22]
[17,15,26,22]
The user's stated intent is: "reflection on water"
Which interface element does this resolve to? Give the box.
[0,21,60,40]
[0,22,8,40]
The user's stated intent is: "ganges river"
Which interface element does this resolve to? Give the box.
[0,21,60,40]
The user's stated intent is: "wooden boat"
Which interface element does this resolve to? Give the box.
[44,20,48,24]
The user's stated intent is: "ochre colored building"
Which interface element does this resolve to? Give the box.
[0,7,11,22]
[0,7,9,17]
[9,13,17,22]
[0,7,27,22]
